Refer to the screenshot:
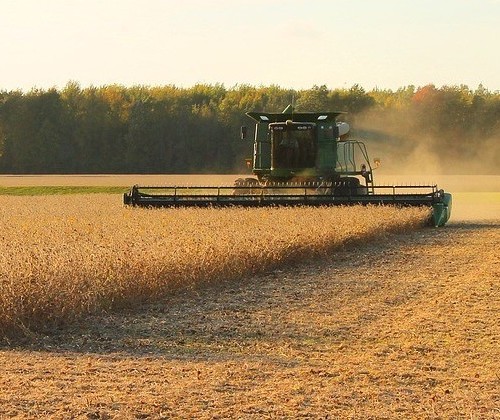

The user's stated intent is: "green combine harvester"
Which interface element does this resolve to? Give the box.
[124,105,452,226]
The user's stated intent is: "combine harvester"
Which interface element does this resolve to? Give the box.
[124,105,452,226]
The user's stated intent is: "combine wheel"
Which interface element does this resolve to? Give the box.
[334,177,368,196]
[315,181,334,196]
[357,185,369,196]
[244,178,260,186]
[233,178,245,195]
[233,178,260,195]
[244,178,260,194]
[233,178,246,187]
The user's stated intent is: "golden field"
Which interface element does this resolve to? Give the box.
[0,194,429,338]
[0,175,498,418]
[0,211,498,418]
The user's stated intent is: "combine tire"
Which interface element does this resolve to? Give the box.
[334,177,368,196]
[233,178,260,195]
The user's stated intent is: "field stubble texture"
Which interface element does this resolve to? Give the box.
[0,195,429,338]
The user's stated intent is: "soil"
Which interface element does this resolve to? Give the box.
[1,219,498,418]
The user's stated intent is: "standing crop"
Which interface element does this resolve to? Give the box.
[0,195,430,337]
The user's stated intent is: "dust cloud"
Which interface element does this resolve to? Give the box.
[350,109,500,222]
[353,110,500,177]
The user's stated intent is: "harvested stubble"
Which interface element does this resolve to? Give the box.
[0,195,430,337]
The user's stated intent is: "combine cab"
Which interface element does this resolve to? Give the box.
[124,105,452,227]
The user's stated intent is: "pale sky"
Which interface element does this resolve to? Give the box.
[1,0,499,92]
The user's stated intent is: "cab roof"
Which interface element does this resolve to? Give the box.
[246,111,345,123]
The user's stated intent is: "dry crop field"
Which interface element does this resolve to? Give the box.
[0,195,429,337]
[0,175,498,418]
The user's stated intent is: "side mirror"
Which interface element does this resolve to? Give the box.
[240,126,248,140]
[373,157,381,168]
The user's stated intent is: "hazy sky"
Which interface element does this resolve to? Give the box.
[1,0,499,91]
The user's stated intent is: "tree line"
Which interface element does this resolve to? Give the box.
[0,82,498,174]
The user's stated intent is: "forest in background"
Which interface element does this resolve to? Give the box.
[0,83,498,174]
